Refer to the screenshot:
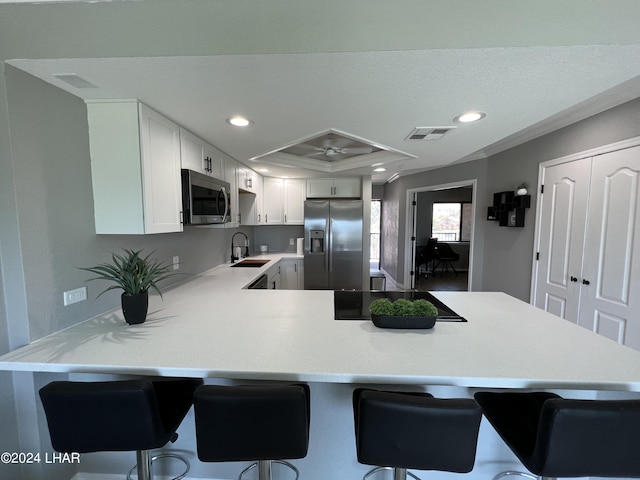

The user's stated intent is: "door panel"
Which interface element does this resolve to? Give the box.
[534,158,591,323]
[579,146,640,349]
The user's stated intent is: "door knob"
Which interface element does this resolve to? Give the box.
[570,276,578,282]
[582,279,590,285]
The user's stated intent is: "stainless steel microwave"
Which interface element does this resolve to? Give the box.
[181,169,231,225]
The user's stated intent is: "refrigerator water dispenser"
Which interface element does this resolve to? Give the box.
[309,230,325,254]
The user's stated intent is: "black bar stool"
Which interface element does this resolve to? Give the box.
[193,383,310,480]
[474,391,640,480]
[39,377,202,480]
[353,388,482,480]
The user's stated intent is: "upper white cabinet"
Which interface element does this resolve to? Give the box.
[180,128,225,179]
[263,177,284,224]
[223,154,240,228]
[306,177,361,198]
[238,168,264,226]
[87,101,182,234]
[284,178,306,224]
[262,178,306,225]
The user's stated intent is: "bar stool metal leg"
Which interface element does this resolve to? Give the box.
[363,466,421,480]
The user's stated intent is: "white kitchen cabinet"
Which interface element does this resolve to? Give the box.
[533,143,640,350]
[180,128,225,179]
[238,170,264,226]
[262,178,306,225]
[223,154,240,228]
[262,177,284,224]
[237,166,261,194]
[87,101,182,234]
[284,179,305,224]
[306,177,361,198]
[266,264,281,290]
[280,258,303,290]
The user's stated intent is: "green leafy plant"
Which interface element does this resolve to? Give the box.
[392,298,415,316]
[369,298,394,316]
[369,298,439,317]
[80,249,177,299]
[412,299,438,317]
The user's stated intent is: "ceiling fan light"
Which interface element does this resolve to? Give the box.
[226,116,252,127]
[454,111,486,123]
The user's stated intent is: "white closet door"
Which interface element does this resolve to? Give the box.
[578,146,640,349]
[534,158,591,323]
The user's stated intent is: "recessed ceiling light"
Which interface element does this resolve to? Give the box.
[257,168,269,173]
[226,116,253,127]
[373,167,386,172]
[454,111,486,123]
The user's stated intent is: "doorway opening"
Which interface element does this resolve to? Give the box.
[404,180,477,291]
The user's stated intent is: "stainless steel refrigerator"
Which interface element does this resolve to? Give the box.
[304,200,364,290]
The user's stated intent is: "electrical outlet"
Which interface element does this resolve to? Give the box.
[289,238,295,246]
[63,287,87,306]
[173,256,180,270]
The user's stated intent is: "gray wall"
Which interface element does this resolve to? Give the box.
[381,97,640,300]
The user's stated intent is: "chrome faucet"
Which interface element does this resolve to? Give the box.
[231,232,249,263]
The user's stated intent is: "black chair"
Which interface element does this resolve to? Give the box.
[434,242,460,275]
[474,391,640,480]
[193,384,310,480]
[353,388,482,480]
[39,377,203,480]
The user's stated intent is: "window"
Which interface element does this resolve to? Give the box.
[431,202,472,242]
[370,200,381,263]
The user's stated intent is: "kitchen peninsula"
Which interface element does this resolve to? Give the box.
[2,253,640,480]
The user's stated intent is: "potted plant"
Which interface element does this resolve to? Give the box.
[80,249,177,325]
[369,298,439,329]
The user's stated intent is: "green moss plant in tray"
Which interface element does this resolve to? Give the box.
[369,298,438,329]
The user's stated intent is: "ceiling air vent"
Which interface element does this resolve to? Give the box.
[405,126,456,141]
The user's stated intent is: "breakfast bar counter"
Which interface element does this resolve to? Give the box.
[2,256,640,392]
[3,257,640,480]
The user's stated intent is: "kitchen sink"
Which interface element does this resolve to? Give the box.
[231,259,271,268]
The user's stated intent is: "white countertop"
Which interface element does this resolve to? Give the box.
[2,252,640,391]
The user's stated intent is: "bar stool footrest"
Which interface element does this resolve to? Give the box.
[239,459,300,480]
[493,470,538,480]
[363,466,421,480]
[127,452,190,480]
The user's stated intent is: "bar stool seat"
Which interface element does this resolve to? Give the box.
[39,377,202,480]
[474,391,640,479]
[193,383,310,480]
[353,388,482,480]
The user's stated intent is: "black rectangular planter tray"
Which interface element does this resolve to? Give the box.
[371,315,436,329]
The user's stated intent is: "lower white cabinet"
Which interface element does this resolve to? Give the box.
[87,101,183,234]
[266,264,281,290]
[280,258,303,290]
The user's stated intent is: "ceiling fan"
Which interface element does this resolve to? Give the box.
[310,144,373,157]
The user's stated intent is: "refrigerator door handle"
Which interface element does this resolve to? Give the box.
[328,218,332,272]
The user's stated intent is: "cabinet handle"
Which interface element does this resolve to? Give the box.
[284,214,287,223]
[265,214,267,223]
[582,279,591,285]
[570,276,578,282]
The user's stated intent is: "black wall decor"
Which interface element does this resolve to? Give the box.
[487,191,531,227]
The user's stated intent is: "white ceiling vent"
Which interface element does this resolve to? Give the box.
[405,126,456,141]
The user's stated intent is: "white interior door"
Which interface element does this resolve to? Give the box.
[578,146,640,349]
[534,158,591,322]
